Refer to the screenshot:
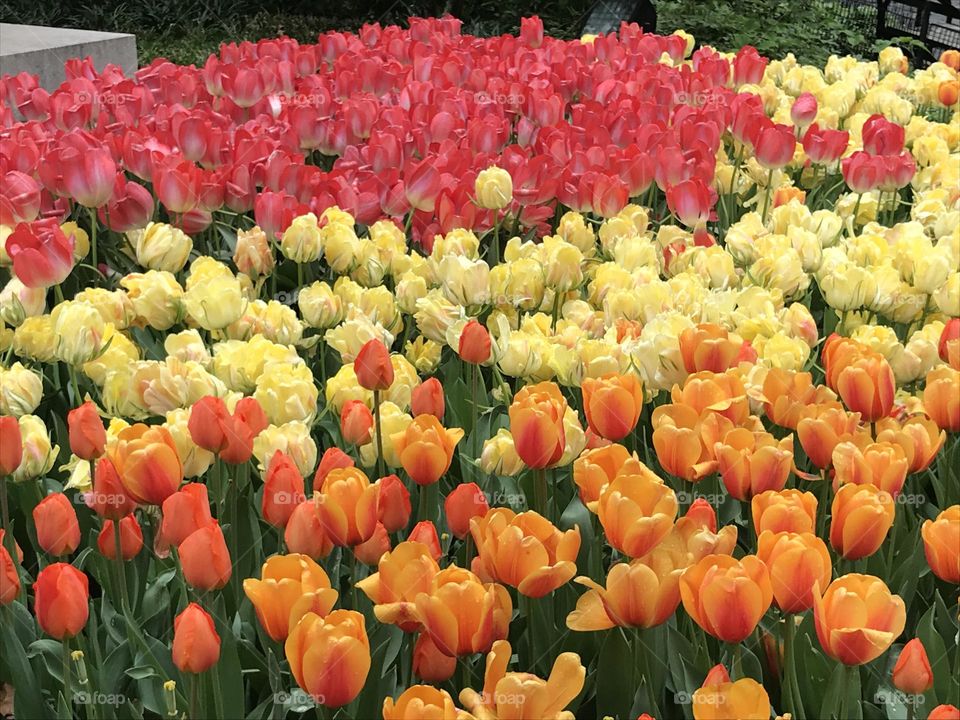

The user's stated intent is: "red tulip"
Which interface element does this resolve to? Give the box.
[0,170,41,225]
[5,218,74,288]
[33,563,89,639]
[862,114,904,155]
[0,416,23,476]
[754,122,795,170]
[354,339,394,391]
[377,474,411,533]
[262,451,306,528]
[62,146,116,207]
[97,516,144,560]
[68,400,106,460]
[410,379,445,420]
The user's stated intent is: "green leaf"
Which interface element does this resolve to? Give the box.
[596,629,635,720]
[820,663,846,719]
[916,603,951,704]
[1,606,51,720]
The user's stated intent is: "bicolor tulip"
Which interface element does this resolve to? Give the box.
[751,489,817,535]
[756,531,831,613]
[285,609,370,708]
[383,686,462,720]
[390,414,463,486]
[830,483,895,560]
[921,505,960,584]
[109,423,183,506]
[923,366,960,432]
[832,441,908,497]
[715,429,794,500]
[813,574,905,665]
[5,219,74,288]
[356,541,440,632]
[243,554,338,642]
[596,469,677,558]
[691,677,770,720]
[315,467,379,547]
[679,323,748,374]
[679,554,773,643]
[572,443,639,510]
[508,381,567,468]
[284,500,334,560]
[581,372,644,442]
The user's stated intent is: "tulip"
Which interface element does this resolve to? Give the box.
[187,396,231,453]
[459,639,585,720]
[679,323,746,374]
[733,45,767,84]
[315,467,379,547]
[572,443,638,510]
[892,639,934,695]
[686,498,718,533]
[754,122,796,170]
[172,603,221,674]
[715,429,793,501]
[875,416,945,474]
[285,609,371,708]
[340,400,373,445]
[921,505,960,584]
[796,404,864,470]
[444,482,489,539]
[391,414,463,486]
[410,378,445,420]
[0,530,20,604]
[597,469,677,558]
[665,177,714,229]
[243,554,338,642]
[0,171,41,225]
[0,415,22,476]
[475,166,513,210]
[33,493,81,556]
[179,522,231,591]
[376,475,411,533]
[354,339,394,391]
[383,685,461,720]
[691,678,770,720]
[803,123,849,167]
[939,318,960,369]
[284,500,334,560]
[405,521,440,560]
[679,554,773,643]
[67,400,106,460]
[751,489,817,535]
[412,632,456,682]
[928,705,960,720]
[581,372,644,441]
[110,423,183,506]
[813,574,906,665]
[651,405,731,481]
[508,381,567,468]
[830,483,895,560]
[923,366,960,432]
[761,368,838,430]
[262,451,305,528]
[414,566,512,657]
[836,353,895,423]
[97,516,143,561]
[862,114,905,155]
[470,508,580,598]
[157,483,213,552]
[5,218,74,288]
[313,447,354,490]
[458,320,492,364]
[832,441,908,497]
[354,522,392,566]
[791,92,818,128]
[356,541,440,632]
[756,531,831,613]
[234,397,268,437]
[33,563,89,639]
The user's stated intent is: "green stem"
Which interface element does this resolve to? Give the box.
[491,209,501,266]
[458,656,472,694]
[189,674,198,720]
[634,627,660,717]
[471,364,480,459]
[210,663,224,719]
[114,519,130,611]
[88,207,99,272]
[760,168,775,223]
[373,389,385,480]
[62,638,72,712]
[533,467,548,518]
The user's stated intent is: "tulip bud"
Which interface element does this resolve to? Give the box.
[313,447,354,490]
[376,474,411,533]
[0,531,20,604]
[33,563,89,639]
[407,521,442,561]
[188,396,230,453]
[703,664,731,686]
[412,632,456,682]
[892,639,934,695]
[390,415,463,486]
[354,339,393,391]
[68,400,106,460]
[33,493,81,557]
[0,415,23,476]
[685,498,717,533]
[86,456,137,520]
[458,320,491,364]
[178,523,231,591]
[444,482,490,540]
[97,516,144,561]
[262,451,305,528]
[410,378,445,420]
[157,483,213,553]
[284,500,334,560]
[928,705,960,720]
[791,92,818,128]
[172,603,221,674]
[340,400,373,445]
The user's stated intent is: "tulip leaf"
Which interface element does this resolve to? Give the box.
[125,665,158,680]
[916,603,951,704]
[56,691,72,720]
[1,607,51,720]
[820,662,846,719]
[595,628,636,720]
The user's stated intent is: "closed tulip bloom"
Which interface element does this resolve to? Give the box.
[340,400,373,445]
[5,219,74,288]
[391,414,464,486]
[679,324,747,374]
[813,574,906,665]
[407,521,442,561]
[33,563,89,639]
[172,603,221,674]
[875,416,945,474]
[923,366,960,432]
[412,632,456,682]
[470,508,580,598]
[928,706,960,720]
[86,457,137,520]
[692,678,770,720]
[179,522,231,591]
[316,467,379,547]
[285,609,371,708]
[355,522,392,566]
[715,429,794,501]
[356,541,440,631]
[752,489,817,535]
[685,498,718,533]
[414,566,512,657]
[832,441,908,497]
[459,639,585,720]
[410,378,445,420]
[836,353,895,422]
[830,483,895,560]
[597,469,677,558]
[0,531,20,604]
[921,505,960,583]
[218,415,255,466]
[313,447,355,490]
[97,516,144,561]
[939,318,960,369]
[797,404,865,469]
[187,395,231,453]
[572,443,639,510]
[475,166,513,210]
[262,451,305,528]
[581,372,644,441]
[680,554,773,643]
[243,554,338,642]
[234,396,269,437]
[756,531,831,613]
[354,339,394,391]
[892,639,934,695]
[508,381,567,468]
[444,482,489,539]
[33,493,81,556]
[67,400,106,460]
[651,403,732,481]
[0,415,22,476]
[110,423,183,506]
[383,685,461,720]
[458,320,491,364]
[284,500,334,560]
[377,475,412,533]
[158,483,213,552]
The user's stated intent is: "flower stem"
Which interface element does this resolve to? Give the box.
[62,638,72,712]
[373,389,385,480]
[114,519,130,610]
[533,467,548,518]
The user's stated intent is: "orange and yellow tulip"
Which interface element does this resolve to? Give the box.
[756,531,832,613]
[243,554,338,642]
[581,371,644,441]
[813,574,905,665]
[383,685,463,720]
[172,602,221,674]
[508,381,567,468]
[355,541,440,632]
[315,467,379,547]
[572,443,639,510]
[835,352,895,422]
[651,514,738,568]
[892,638,934,695]
[752,489,817,535]
[691,677,770,720]
[921,505,960,584]
[832,440,908,497]
[652,403,734,481]
[679,323,747,374]
[923,366,960,432]
[760,368,838,430]
[829,482,895,560]
[875,416,945,474]
[671,370,751,425]
[714,428,794,500]
[391,414,464,486]
[355,522,392,566]
[596,468,677,558]
[679,554,773,643]
[109,423,183,506]
[796,403,865,470]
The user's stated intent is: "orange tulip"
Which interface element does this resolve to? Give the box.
[470,508,580,598]
[796,403,865,469]
[0,415,22,476]
[0,530,20,604]
[774,185,806,207]
[340,400,373,445]
[218,413,255,465]
[179,522,232,591]
[892,638,934,694]
[928,705,960,720]
[572,443,639,510]
[109,423,183,506]
[941,319,960,370]
[354,339,394,390]
[97,516,143,560]
[67,400,106,460]
[172,602,221,674]
[832,440,908,497]
[703,664,730,685]
[679,323,748,374]
[391,414,463,486]
[508,381,567,468]
[355,541,440,632]
[262,451,306,528]
[188,396,231,453]
[691,677,770,720]
[414,566,512,657]
[313,447,354,489]
[830,482,895,560]
[939,80,959,108]
[822,334,865,389]
[407,521,442,561]
[234,396,268,437]
[923,366,960,432]
[410,378,445,420]
[157,483,213,553]
[761,368,838,430]
[33,563,89,639]
[715,428,794,500]
[679,554,773,643]
[875,415,946,474]
[412,632,456,682]
[458,320,492,365]
[596,468,677,558]
[813,574,906,665]
[383,685,461,720]
[941,48,960,69]
[921,505,960,584]
[752,489,817,535]
[444,482,489,539]
[33,492,81,556]
[315,467,379,547]
[671,370,750,425]
[284,500,334,560]
[86,456,137,520]
[651,513,738,569]
[836,353,895,422]
[242,554,338,642]
[652,403,734,481]
[376,474,411,533]
[581,372,644,441]
[756,531,832,613]
[685,498,718,533]
[285,609,371,708]
[354,522,392,565]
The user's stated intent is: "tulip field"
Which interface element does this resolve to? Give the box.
[1,14,960,720]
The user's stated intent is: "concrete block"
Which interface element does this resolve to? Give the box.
[0,23,137,89]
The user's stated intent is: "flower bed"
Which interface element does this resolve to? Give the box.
[1,14,959,720]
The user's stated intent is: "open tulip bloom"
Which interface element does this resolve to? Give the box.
[1,15,960,720]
